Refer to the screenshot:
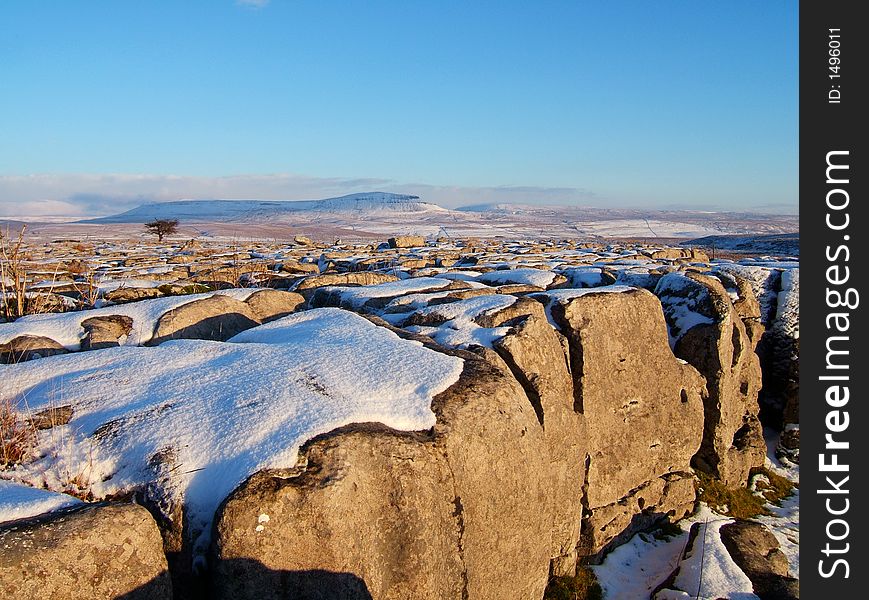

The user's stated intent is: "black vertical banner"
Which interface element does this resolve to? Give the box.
[801,1,867,596]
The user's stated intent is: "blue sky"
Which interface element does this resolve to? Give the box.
[0,1,797,217]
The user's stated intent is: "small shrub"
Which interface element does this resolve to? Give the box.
[544,567,603,600]
[1,397,35,467]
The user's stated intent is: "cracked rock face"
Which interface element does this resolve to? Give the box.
[0,503,171,600]
[543,288,706,557]
[487,298,587,574]
[656,273,766,487]
[210,353,551,600]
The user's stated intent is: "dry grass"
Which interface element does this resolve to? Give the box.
[0,396,36,468]
[697,468,796,519]
[544,567,603,600]
[0,225,28,320]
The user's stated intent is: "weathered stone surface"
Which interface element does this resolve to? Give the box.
[211,352,551,600]
[0,503,172,600]
[278,260,320,274]
[657,272,766,486]
[81,314,134,350]
[149,294,261,345]
[720,520,799,600]
[29,405,74,429]
[293,235,315,246]
[244,289,306,322]
[312,280,470,313]
[388,235,426,248]
[487,298,587,574]
[544,288,706,555]
[105,286,164,303]
[495,283,546,295]
[0,335,68,364]
[292,272,399,300]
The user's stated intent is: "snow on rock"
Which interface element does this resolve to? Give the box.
[0,289,258,349]
[410,294,517,323]
[403,294,518,350]
[713,264,781,325]
[558,267,608,288]
[0,480,83,523]
[772,268,799,340]
[432,270,484,281]
[321,277,452,309]
[655,507,758,600]
[592,525,691,599]
[615,268,662,290]
[654,274,716,348]
[529,285,636,327]
[475,268,557,288]
[1,308,464,559]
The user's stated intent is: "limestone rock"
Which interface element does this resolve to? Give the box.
[0,503,171,600]
[292,272,399,301]
[719,520,799,599]
[293,235,315,246]
[542,288,706,556]
[81,314,134,350]
[104,286,164,304]
[149,294,261,345]
[29,405,74,429]
[211,352,551,600]
[244,289,306,323]
[487,298,587,573]
[388,236,426,248]
[0,335,68,364]
[278,260,320,275]
[656,272,766,486]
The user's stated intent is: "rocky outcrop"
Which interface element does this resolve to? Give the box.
[485,298,587,575]
[81,314,134,350]
[0,335,67,363]
[0,503,172,600]
[149,294,262,345]
[388,236,426,248]
[656,273,766,486]
[243,290,306,322]
[292,272,399,300]
[541,288,706,556]
[211,352,551,600]
[104,286,164,303]
[720,520,799,600]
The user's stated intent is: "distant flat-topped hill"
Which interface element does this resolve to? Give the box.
[52,192,798,241]
[80,192,448,224]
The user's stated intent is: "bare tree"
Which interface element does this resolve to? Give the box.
[144,218,179,242]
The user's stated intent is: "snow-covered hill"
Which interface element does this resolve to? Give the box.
[81,192,448,223]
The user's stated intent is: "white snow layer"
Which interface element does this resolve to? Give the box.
[475,268,557,288]
[324,277,451,308]
[558,267,607,288]
[656,507,758,599]
[0,480,83,523]
[403,294,518,350]
[773,268,799,340]
[0,289,258,349]
[654,274,716,347]
[1,308,464,560]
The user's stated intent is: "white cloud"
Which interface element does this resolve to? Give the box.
[236,0,270,8]
[0,173,600,218]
